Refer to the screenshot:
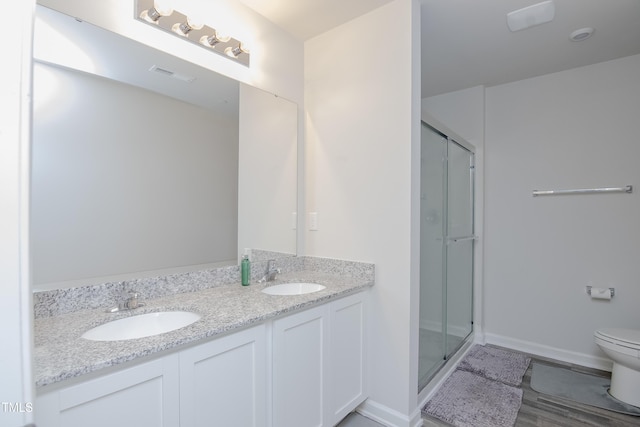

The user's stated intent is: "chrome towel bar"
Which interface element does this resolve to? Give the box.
[532,185,632,197]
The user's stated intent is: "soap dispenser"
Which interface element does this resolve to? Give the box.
[241,250,251,286]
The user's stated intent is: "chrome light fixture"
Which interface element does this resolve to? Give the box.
[225,42,250,58]
[200,30,231,47]
[172,17,204,37]
[140,0,173,24]
[135,0,250,67]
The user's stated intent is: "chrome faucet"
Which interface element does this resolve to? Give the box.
[106,290,145,313]
[259,259,281,283]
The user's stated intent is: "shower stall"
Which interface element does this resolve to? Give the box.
[418,120,475,391]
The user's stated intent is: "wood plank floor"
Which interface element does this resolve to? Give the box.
[421,349,640,427]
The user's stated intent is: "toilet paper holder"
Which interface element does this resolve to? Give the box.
[586,286,615,298]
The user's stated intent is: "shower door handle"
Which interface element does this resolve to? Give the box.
[446,235,477,244]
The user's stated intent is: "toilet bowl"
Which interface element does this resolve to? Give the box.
[594,328,640,408]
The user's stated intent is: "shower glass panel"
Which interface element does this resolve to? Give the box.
[445,141,474,356]
[418,124,447,388]
[418,122,474,392]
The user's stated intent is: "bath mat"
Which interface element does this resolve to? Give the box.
[457,345,531,386]
[530,363,640,416]
[422,369,523,427]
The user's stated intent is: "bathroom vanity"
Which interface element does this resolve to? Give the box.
[34,259,373,427]
[31,7,371,426]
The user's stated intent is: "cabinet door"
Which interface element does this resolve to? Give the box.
[36,354,179,427]
[179,324,266,427]
[329,292,368,424]
[272,305,329,427]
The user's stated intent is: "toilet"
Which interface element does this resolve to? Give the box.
[594,328,640,407]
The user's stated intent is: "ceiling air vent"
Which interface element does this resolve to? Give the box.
[149,65,196,83]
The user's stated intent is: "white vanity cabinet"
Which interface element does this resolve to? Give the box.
[272,292,368,427]
[36,291,368,427]
[328,292,368,424]
[36,325,266,427]
[179,324,266,427]
[35,354,180,427]
[272,304,329,427]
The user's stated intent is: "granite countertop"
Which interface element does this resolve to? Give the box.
[34,269,373,388]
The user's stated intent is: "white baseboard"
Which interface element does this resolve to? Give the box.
[357,399,424,427]
[484,333,613,372]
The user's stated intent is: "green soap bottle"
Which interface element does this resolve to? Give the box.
[241,254,250,286]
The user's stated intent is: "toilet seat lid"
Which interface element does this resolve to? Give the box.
[595,328,640,349]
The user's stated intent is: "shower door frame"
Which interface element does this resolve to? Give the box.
[418,119,476,392]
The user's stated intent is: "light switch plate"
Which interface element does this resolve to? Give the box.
[309,212,318,231]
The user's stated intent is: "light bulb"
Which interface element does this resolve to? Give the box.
[186,16,204,31]
[172,22,186,36]
[153,0,174,17]
[172,17,203,37]
[238,42,250,54]
[225,42,250,58]
[200,30,231,47]
[215,31,232,43]
[140,0,173,23]
[225,46,240,58]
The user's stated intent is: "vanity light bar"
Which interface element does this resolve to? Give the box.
[135,0,250,67]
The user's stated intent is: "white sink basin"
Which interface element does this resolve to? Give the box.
[261,282,326,296]
[82,311,200,341]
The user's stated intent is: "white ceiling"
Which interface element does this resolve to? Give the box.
[237,0,395,41]
[239,0,640,98]
[420,0,640,97]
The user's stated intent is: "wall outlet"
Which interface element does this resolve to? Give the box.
[291,212,297,230]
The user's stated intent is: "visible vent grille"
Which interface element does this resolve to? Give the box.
[149,65,195,83]
[151,65,174,76]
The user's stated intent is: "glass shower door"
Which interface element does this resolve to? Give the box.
[445,140,474,357]
[418,122,474,391]
[418,123,447,389]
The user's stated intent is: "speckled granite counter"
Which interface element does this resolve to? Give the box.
[34,257,374,388]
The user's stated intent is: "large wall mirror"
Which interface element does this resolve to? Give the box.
[32,5,298,291]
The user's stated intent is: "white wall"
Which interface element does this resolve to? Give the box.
[484,53,640,368]
[305,1,422,425]
[0,0,34,424]
[32,63,238,287]
[422,86,485,147]
[238,84,298,257]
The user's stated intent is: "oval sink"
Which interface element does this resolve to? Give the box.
[262,282,326,296]
[82,311,200,341]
